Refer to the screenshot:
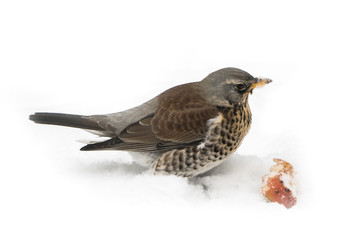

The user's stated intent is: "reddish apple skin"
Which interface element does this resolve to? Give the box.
[263,174,297,209]
[262,159,297,209]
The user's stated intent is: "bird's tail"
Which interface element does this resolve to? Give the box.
[29,112,103,131]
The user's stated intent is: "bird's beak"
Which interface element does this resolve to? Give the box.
[249,77,272,94]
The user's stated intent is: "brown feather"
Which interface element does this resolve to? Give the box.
[152,83,218,143]
[82,83,218,151]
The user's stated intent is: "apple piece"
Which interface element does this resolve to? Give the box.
[262,159,297,209]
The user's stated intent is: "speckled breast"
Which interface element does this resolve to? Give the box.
[152,104,252,177]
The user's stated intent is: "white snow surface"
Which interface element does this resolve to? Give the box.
[1,1,360,240]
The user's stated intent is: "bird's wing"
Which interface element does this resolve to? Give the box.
[150,83,219,143]
[81,83,219,151]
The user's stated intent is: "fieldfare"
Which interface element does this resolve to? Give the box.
[30,68,271,177]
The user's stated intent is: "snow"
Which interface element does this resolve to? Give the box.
[1,0,360,239]
[279,172,297,197]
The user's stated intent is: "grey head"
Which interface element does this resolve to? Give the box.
[199,67,272,107]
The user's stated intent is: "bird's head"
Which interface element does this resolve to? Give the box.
[199,67,272,107]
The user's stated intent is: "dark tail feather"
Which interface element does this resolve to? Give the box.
[80,137,123,151]
[29,112,103,131]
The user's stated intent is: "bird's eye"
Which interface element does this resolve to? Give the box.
[235,83,246,91]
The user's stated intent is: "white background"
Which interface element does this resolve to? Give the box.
[1,0,360,239]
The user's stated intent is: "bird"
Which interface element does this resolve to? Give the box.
[29,67,271,177]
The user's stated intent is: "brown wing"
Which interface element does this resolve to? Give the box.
[81,83,219,152]
[151,83,219,143]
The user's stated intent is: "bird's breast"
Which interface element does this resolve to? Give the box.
[152,104,252,177]
[209,104,252,155]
